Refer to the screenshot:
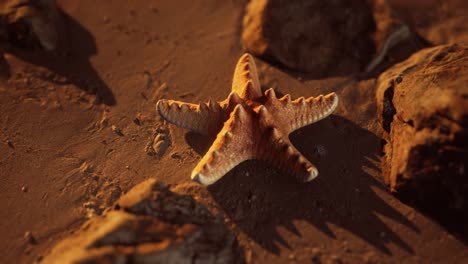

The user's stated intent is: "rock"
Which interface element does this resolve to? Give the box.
[99,112,109,128]
[241,0,375,76]
[6,139,13,148]
[144,127,171,157]
[376,44,468,230]
[111,125,123,136]
[82,201,103,218]
[24,231,35,244]
[43,179,242,264]
[0,0,62,51]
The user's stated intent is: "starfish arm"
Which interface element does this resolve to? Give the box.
[264,89,339,132]
[191,104,253,185]
[232,53,262,100]
[156,99,227,135]
[257,127,319,182]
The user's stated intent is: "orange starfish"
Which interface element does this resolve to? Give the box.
[157,54,338,185]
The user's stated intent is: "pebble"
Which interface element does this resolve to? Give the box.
[21,185,28,192]
[171,152,181,159]
[99,114,109,127]
[111,125,124,136]
[6,139,13,148]
[24,231,35,244]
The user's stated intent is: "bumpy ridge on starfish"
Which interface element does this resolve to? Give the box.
[191,104,254,185]
[260,132,319,182]
[264,88,339,132]
[156,99,227,135]
[232,53,262,100]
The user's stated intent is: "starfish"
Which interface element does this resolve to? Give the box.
[156,54,339,185]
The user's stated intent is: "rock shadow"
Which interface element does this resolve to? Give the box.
[186,115,419,255]
[10,11,115,105]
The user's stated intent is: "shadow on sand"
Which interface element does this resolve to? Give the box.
[186,115,419,255]
[9,11,115,105]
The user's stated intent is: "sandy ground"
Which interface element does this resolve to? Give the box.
[0,0,467,263]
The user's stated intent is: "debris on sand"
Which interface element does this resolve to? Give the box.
[78,161,93,175]
[145,125,171,158]
[5,139,13,148]
[242,0,375,76]
[24,231,35,244]
[111,125,123,136]
[43,179,242,264]
[82,201,103,218]
[376,43,468,229]
[98,111,109,128]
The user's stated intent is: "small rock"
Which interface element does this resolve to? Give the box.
[242,0,375,76]
[82,201,102,218]
[99,113,109,127]
[6,139,13,148]
[170,152,181,159]
[111,125,124,136]
[43,179,242,263]
[79,162,93,175]
[21,185,28,192]
[24,231,36,244]
[144,141,156,156]
[133,118,141,126]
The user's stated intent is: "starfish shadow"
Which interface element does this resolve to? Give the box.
[7,11,115,105]
[186,115,419,255]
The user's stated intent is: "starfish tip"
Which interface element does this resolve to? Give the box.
[306,167,319,182]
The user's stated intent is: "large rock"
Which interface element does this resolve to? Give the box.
[43,179,242,264]
[376,44,468,229]
[0,0,61,51]
[365,0,430,73]
[241,0,375,76]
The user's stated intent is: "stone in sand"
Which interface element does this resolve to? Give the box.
[0,0,62,51]
[241,0,375,76]
[43,179,242,264]
[376,44,468,224]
